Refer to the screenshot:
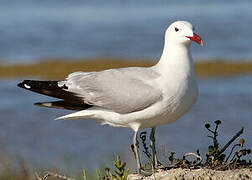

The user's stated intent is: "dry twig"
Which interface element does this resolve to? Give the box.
[217,127,244,157]
[35,172,43,180]
[35,171,75,180]
[183,152,202,166]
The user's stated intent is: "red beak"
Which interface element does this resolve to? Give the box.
[187,33,203,46]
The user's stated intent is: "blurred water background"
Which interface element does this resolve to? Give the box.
[0,0,252,64]
[0,0,252,172]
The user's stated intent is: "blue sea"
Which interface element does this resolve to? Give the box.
[0,0,252,63]
[0,0,252,172]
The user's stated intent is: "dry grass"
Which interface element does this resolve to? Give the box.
[195,60,252,77]
[1,58,252,79]
[0,58,153,80]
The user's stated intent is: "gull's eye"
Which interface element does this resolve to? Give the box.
[175,27,179,32]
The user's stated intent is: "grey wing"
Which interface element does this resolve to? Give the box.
[58,68,162,114]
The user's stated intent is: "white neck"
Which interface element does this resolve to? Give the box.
[154,40,194,77]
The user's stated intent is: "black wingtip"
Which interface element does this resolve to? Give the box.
[34,102,52,108]
[34,102,42,106]
[17,80,25,88]
[16,80,82,102]
[34,100,92,110]
[17,80,32,89]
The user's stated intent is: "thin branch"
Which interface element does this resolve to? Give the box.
[35,172,43,180]
[206,128,215,134]
[184,152,202,160]
[224,143,240,164]
[183,152,202,166]
[217,128,244,157]
[43,171,75,180]
[140,131,152,159]
[213,124,219,139]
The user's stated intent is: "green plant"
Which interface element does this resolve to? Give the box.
[96,169,102,180]
[205,120,223,166]
[82,169,87,180]
[113,155,129,180]
[204,120,251,170]
[100,155,129,180]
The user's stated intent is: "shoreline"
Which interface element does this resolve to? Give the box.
[2,58,252,79]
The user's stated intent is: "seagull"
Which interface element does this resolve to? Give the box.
[17,21,202,174]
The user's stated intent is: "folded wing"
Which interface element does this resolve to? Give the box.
[59,67,162,114]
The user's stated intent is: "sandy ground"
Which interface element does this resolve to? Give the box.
[128,168,252,180]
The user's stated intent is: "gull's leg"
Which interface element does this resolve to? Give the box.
[133,131,141,174]
[150,127,158,168]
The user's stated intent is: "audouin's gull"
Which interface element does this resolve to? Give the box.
[18,21,203,174]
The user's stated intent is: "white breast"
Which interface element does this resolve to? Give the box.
[162,74,198,123]
[137,74,198,128]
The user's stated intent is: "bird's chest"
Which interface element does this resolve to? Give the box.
[161,76,198,117]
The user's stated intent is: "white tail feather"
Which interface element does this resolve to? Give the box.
[55,110,94,120]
